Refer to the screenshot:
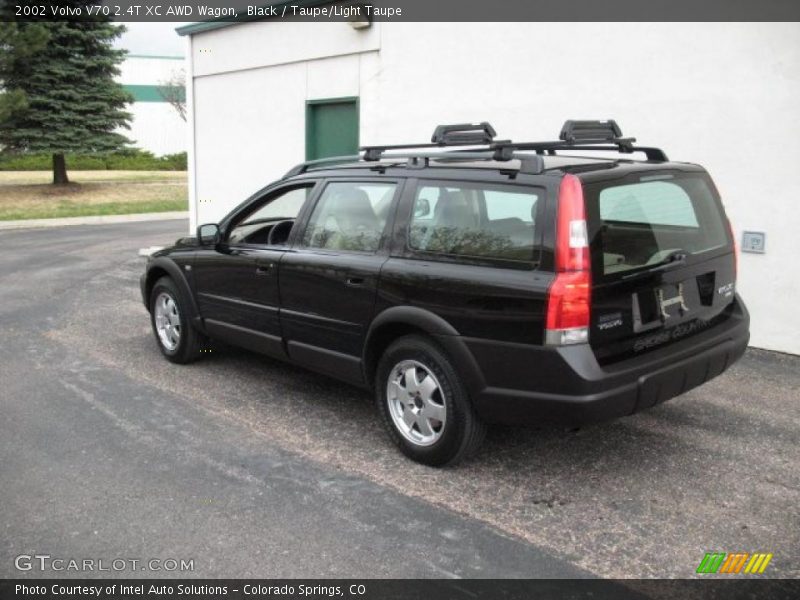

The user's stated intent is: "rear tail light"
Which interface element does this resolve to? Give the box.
[545,174,591,346]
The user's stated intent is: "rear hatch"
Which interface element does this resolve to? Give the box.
[583,169,737,364]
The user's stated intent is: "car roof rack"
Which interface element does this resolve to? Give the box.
[361,120,668,163]
[282,120,668,179]
[490,120,668,161]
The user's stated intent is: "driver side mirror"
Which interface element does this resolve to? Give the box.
[197,223,220,246]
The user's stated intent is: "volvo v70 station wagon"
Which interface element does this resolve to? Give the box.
[142,120,749,466]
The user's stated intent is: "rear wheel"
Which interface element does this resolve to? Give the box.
[149,276,205,364]
[375,335,486,467]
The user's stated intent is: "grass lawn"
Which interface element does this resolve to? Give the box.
[0,170,187,220]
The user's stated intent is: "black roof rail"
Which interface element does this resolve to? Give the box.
[282,120,667,179]
[282,154,360,179]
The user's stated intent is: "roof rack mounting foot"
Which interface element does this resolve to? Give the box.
[363,148,383,161]
[515,153,544,175]
[407,156,428,169]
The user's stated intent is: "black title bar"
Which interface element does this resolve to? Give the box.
[5,0,800,23]
[2,579,800,600]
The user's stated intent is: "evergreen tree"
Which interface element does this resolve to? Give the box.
[0,6,132,184]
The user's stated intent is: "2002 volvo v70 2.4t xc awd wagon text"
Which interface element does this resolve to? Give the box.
[141,120,749,466]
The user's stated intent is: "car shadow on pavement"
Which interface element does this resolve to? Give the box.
[180,338,695,476]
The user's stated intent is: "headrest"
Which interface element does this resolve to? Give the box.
[333,189,374,217]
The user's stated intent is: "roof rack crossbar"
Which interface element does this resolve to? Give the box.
[493,141,668,162]
[360,149,545,174]
[362,144,440,161]
[379,150,496,160]
[361,139,513,162]
[362,121,509,161]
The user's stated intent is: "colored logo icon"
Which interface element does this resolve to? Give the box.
[697,552,773,574]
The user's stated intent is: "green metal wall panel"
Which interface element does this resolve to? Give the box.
[305,98,359,161]
[123,84,186,103]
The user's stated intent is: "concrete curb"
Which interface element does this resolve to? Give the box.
[0,211,188,231]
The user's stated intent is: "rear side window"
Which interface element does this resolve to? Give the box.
[409,182,540,263]
[588,174,729,276]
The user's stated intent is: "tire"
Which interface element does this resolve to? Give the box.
[375,334,486,467]
[149,276,206,364]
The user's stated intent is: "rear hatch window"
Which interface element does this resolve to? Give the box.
[584,171,736,364]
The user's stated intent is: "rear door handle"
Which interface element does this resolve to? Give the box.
[346,277,365,286]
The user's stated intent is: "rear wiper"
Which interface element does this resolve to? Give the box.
[622,250,687,281]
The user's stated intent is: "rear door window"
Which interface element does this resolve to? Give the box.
[588,174,729,277]
[408,181,541,264]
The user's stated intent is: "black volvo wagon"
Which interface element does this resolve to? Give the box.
[141,121,749,466]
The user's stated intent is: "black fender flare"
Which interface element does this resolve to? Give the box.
[144,257,201,323]
[363,306,486,396]
[367,305,460,339]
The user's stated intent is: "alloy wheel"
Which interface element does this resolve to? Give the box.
[154,292,181,351]
[386,360,447,446]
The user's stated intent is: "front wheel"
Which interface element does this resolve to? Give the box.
[375,335,486,467]
[149,276,205,364]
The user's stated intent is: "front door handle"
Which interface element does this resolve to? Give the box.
[256,263,274,275]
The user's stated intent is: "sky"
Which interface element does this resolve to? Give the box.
[114,23,186,57]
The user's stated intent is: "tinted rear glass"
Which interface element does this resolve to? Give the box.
[588,174,729,277]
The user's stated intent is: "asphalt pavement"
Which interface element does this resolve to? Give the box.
[0,221,798,580]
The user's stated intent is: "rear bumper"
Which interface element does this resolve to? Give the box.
[461,296,749,426]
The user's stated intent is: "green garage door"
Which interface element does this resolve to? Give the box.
[306,98,359,161]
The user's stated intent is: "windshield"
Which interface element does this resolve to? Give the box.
[587,173,729,277]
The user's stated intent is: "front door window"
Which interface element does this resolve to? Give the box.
[227,185,314,246]
[301,181,396,252]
